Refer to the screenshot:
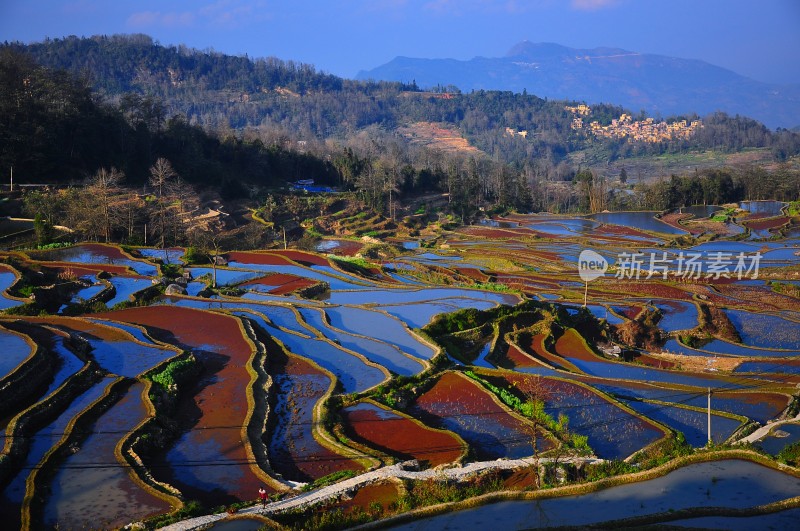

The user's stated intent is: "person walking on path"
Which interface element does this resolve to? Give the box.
[258,487,267,508]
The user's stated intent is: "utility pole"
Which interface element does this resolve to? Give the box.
[10,166,13,192]
[707,387,712,446]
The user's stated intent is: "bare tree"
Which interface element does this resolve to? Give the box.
[188,226,224,288]
[86,167,125,242]
[148,158,179,260]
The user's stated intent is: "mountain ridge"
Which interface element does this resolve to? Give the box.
[357,42,800,129]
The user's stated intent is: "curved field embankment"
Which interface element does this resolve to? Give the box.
[106,306,274,503]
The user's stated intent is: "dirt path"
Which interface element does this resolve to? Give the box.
[157,456,603,530]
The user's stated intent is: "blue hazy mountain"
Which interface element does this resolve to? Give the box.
[357,41,800,129]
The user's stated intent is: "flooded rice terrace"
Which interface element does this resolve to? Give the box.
[1,207,799,528]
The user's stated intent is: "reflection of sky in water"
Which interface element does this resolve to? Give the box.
[36,245,158,276]
[187,267,264,286]
[137,247,185,264]
[378,297,498,328]
[106,277,153,307]
[299,307,424,376]
[725,310,800,350]
[5,378,112,510]
[739,200,785,215]
[391,460,800,530]
[235,310,386,393]
[758,423,800,455]
[735,361,800,374]
[621,400,740,447]
[85,336,173,377]
[326,306,436,360]
[0,328,32,379]
[0,271,24,310]
[591,211,687,235]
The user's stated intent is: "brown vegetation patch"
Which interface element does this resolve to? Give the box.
[457,226,542,239]
[454,267,490,283]
[397,122,480,154]
[660,212,703,235]
[648,351,737,372]
[341,401,464,467]
[333,480,401,516]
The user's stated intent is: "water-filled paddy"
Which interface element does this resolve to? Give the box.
[408,372,546,459]
[41,382,171,529]
[298,308,425,376]
[0,377,114,528]
[591,211,688,234]
[325,306,436,360]
[725,310,800,350]
[389,459,800,530]
[32,244,158,276]
[0,327,32,380]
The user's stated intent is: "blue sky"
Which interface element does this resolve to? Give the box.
[1,0,799,84]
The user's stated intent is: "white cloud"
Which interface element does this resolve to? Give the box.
[126,0,269,30]
[570,0,621,11]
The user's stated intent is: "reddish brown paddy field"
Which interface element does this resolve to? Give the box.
[456,226,542,240]
[341,401,465,467]
[409,372,552,459]
[598,279,692,300]
[590,224,660,241]
[226,251,296,266]
[330,480,400,516]
[240,273,316,295]
[714,284,800,312]
[743,216,790,230]
[455,267,491,283]
[554,328,601,363]
[660,212,703,235]
[494,342,546,370]
[101,306,272,503]
[38,261,134,277]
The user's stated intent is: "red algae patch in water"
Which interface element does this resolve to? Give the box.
[341,401,465,467]
[494,342,546,370]
[554,328,600,363]
[410,372,551,459]
[333,480,400,515]
[226,251,296,266]
[38,261,134,277]
[240,273,317,295]
[105,306,273,502]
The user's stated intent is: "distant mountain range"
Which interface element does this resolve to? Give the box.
[357,42,800,130]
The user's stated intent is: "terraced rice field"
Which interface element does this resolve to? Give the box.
[0,207,798,528]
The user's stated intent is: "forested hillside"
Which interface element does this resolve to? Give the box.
[6,34,800,175]
[2,36,800,223]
